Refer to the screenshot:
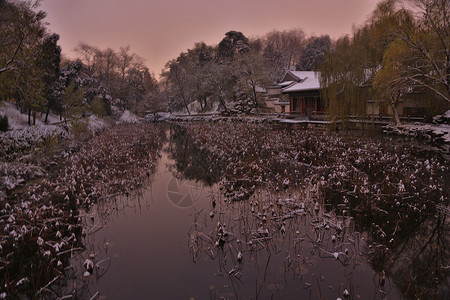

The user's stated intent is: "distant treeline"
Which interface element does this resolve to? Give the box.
[0,0,158,124]
[1,0,448,122]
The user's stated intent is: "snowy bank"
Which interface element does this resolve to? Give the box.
[87,115,108,134]
[0,101,62,130]
[0,124,68,149]
[159,112,278,124]
[432,110,450,125]
[118,110,140,124]
[0,162,46,193]
[384,122,450,155]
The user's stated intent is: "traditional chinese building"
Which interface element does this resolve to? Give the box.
[266,70,324,117]
[281,71,324,117]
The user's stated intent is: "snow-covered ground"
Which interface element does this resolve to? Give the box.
[0,162,46,192]
[0,101,113,138]
[118,110,140,124]
[395,123,450,144]
[0,102,111,199]
[0,101,62,130]
[87,115,108,134]
[384,111,450,155]
[1,124,68,149]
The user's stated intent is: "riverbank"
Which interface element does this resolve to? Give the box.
[384,123,450,156]
[153,111,450,156]
[1,106,449,297]
[0,121,165,298]
[176,122,449,299]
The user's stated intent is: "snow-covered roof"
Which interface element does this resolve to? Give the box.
[278,81,295,87]
[289,71,318,81]
[282,72,321,93]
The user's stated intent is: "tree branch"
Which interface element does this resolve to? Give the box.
[0,38,23,74]
[407,76,450,102]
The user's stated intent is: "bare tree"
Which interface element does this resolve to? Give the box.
[394,0,450,103]
[264,29,306,70]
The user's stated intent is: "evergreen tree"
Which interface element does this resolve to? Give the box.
[217,31,250,62]
[37,33,62,123]
[296,35,332,71]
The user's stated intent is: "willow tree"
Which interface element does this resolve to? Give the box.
[369,1,417,126]
[320,0,417,124]
[0,0,47,111]
[0,0,46,75]
[320,28,380,123]
[372,0,450,125]
[373,40,412,126]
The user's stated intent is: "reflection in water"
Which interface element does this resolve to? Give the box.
[369,211,449,298]
[178,122,448,299]
[166,124,224,186]
[188,186,400,299]
[0,124,166,299]
[68,123,448,299]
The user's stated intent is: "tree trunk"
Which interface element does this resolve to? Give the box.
[45,108,50,123]
[218,96,228,113]
[199,97,204,111]
[28,109,31,126]
[391,98,401,126]
[252,84,258,108]
[183,98,191,116]
[32,111,36,125]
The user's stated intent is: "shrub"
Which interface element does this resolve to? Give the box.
[70,118,89,138]
[43,134,59,154]
[91,97,106,117]
[0,114,9,132]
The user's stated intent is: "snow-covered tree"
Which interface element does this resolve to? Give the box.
[72,42,157,114]
[296,35,332,71]
[217,31,250,63]
[392,0,450,104]
[234,52,271,111]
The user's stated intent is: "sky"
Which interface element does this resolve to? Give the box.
[40,0,381,78]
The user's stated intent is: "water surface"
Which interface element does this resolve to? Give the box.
[70,125,447,299]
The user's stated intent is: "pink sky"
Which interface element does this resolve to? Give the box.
[40,0,380,78]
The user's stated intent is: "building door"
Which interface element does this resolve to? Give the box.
[305,96,315,115]
[292,97,302,113]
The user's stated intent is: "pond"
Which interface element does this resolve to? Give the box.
[66,123,448,300]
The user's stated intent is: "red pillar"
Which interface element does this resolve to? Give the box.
[315,96,318,115]
[300,97,303,114]
[290,95,292,113]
